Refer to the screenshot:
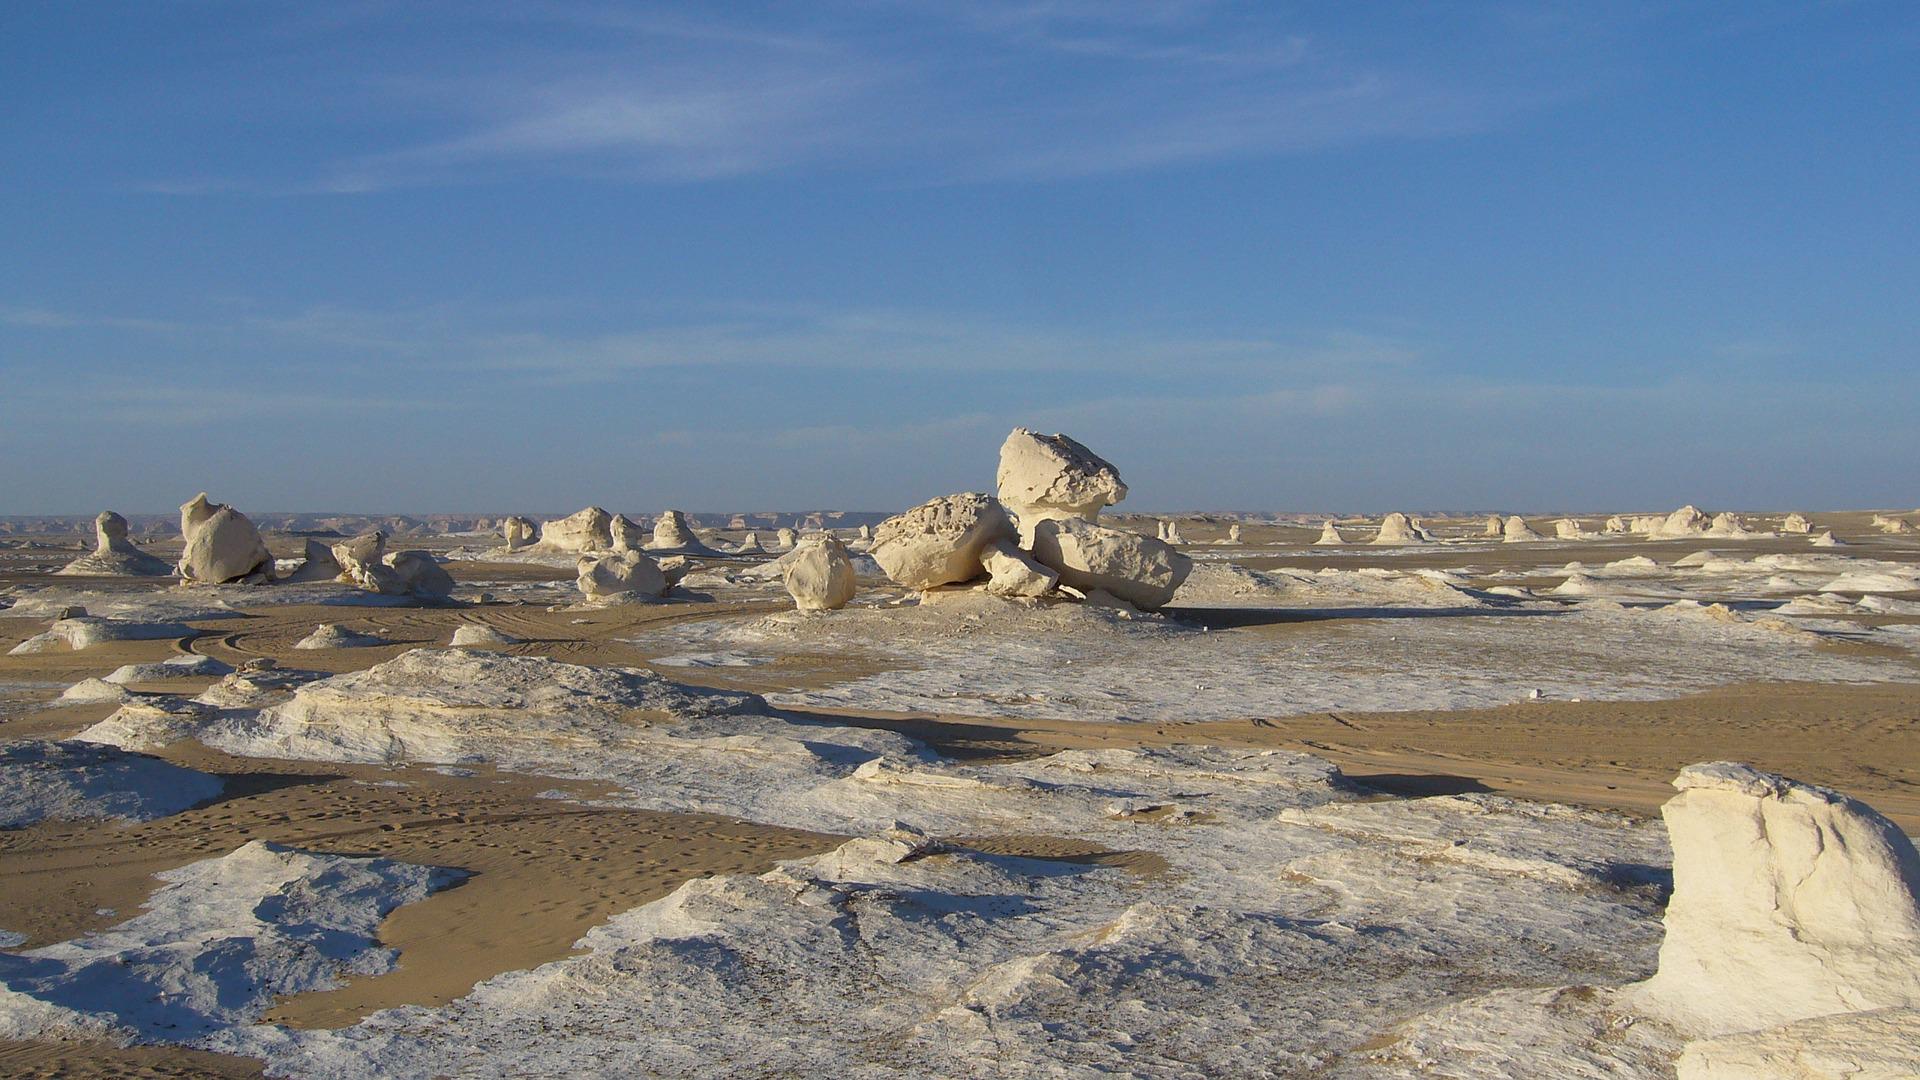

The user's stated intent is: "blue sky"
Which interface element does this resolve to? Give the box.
[3,1,1915,514]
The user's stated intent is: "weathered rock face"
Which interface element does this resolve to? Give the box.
[57,511,173,576]
[502,516,539,551]
[981,538,1058,598]
[1873,514,1914,535]
[1157,519,1185,545]
[1484,515,1503,537]
[609,514,646,553]
[1706,512,1756,538]
[1605,515,1630,534]
[775,528,798,551]
[782,534,856,611]
[1651,505,1711,539]
[1781,512,1814,534]
[1029,517,1191,610]
[331,530,400,593]
[541,507,614,553]
[1371,512,1425,545]
[996,428,1127,540]
[386,551,454,597]
[1675,1006,1920,1080]
[176,494,273,585]
[1632,762,1920,1037]
[649,510,703,551]
[577,550,668,601]
[1553,519,1585,540]
[1314,520,1346,546]
[1503,515,1544,542]
[735,532,764,554]
[870,493,1015,590]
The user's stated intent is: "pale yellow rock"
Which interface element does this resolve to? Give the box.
[57,511,171,576]
[996,428,1127,541]
[1029,517,1190,610]
[175,493,273,585]
[870,493,1015,590]
[782,533,856,611]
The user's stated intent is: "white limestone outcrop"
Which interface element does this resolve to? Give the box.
[870,493,1016,591]
[57,512,172,577]
[981,539,1058,598]
[782,533,856,611]
[1503,515,1545,543]
[175,493,273,585]
[1314,520,1346,546]
[540,507,615,553]
[1372,512,1426,545]
[577,550,670,602]
[1029,517,1191,610]
[502,515,539,551]
[995,428,1127,541]
[1781,512,1815,535]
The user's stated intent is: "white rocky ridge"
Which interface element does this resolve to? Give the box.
[0,740,223,828]
[56,512,172,577]
[781,533,856,611]
[175,493,273,585]
[7,616,198,655]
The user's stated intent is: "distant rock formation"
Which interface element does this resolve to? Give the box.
[1553,519,1587,540]
[281,539,344,583]
[648,510,713,553]
[1503,515,1544,542]
[577,550,669,602]
[1314,520,1346,546]
[870,493,1016,591]
[57,512,172,576]
[501,516,539,551]
[1706,512,1759,538]
[1484,515,1503,538]
[1371,513,1426,545]
[733,532,765,555]
[540,507,615,553]
[1647,505,1712,539]
[1630,762,1920,1037]
[609,514,646,553]
[1604,515,1629,534]
[775,528,797,552]
[996,428,1128,543]
[1812,530,1844,547]
[1781,512,1814,534]
[326,530,452,596]
[1873,514,1913,535]
[782,533,856,611]
[1157,519,1186,545]
[450,624,521,648]
[1226,523,1242,544]
[176,493,273,585]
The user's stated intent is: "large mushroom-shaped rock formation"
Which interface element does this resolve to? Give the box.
[501,516,539,551]
[540,507,615,553]
[870,493,1016,591]
[1314,520,1346,546]
[1630,762,1920,1037]
[1503,515,1545,543]
[1371,512,1426,545]
[1781,512,1815,534]
[782,533,856,611]
[647,510,713,553]
[981,539,1058,598]
[996,428,1128,543]
[176,493,274,585]
[577,550,669,601]
[57,511,173,576]
[1029,517,1191,610]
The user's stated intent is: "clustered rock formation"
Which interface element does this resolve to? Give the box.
[852,428,1189,612]
[57,511,172,577]
[176,493,274,585]
[1873,514,1914,535]
[1553,518,1587,540]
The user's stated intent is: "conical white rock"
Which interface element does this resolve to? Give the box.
[782,533,856,611]
[176,494,273,585]
[57,512,172,576]
[1314,520,1346,546]
[1631,762,1920,1036]
[648,510,711,552]
[995,428,1127,541]
[1503,515,1544,543]
[1029,517,1191,610]
[870,493,1015,591]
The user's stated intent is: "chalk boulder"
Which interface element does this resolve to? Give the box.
[57,511,173,576]
[996,428,1127,541]
[1029,517,1191,610]
[782,533,856,611]
[648,510,710,552]
[870,493,1016,590]
[541,507,614,553]
[577,550,669,601]
[1707,512,1758,538]
[775,528,797,552]
[1631,762,1920,1036]
[1781,512,1815,535]
[610,514,646,553]
[502,516,539,551]
[176,493,273,585]
[1553,519,1586,540]
[1484,515,1503,537]
[386,550,454,597]
[734,532,764,555]
[981,539,1058,598]
[1605,515,1630,534]
[1314,520,1346,546]
[1372,512,1426,545]
[1650,505,1712,539]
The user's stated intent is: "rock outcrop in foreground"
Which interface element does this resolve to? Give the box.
[1632,762,1920,1037]
[57,511,172,576]
[782,533,856,611]
[176,493,273,585]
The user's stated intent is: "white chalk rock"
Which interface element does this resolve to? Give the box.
[294,624,391,650]
[1631,762,1920,1036]
[781,533,856,611]
[577,550,669,601]
[775,528,798,552]
[1159,519,1185,545]
[1553,518,1586,540]
[1812,530,1844,547]
[1484,514,1503,537]
[1872,514,1913,535]
[385,550,454,597]
[57,512,173,576]
[1707,512,1758,538]
[450,624,521,648]
[540,507,615,553]
[870,493,1015,590]
[981,538,1058,598]
[609,514,646,553]
[1650,505,1712,539]
[1781,512,1815,535]
[502,515,539,551]
[1605,515,1630,534]
[1372,512,1427,545]
[175,493,273,585]
[995,428,1127,540]
[734,532,764,555]
[1314,520,1346,546]
[1029,517,1191,610]
[280,539,343,583]
[1675,1007,1920,1080]
[1226,523,1242,544]
[1503,515,1545,543]
[648,510,708,552]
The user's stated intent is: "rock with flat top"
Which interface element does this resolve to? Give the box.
[870,493,1015,590]
[996,428,1127,541]
[540,507,615,553]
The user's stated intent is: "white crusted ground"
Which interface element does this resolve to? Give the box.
[0,739,223,828]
